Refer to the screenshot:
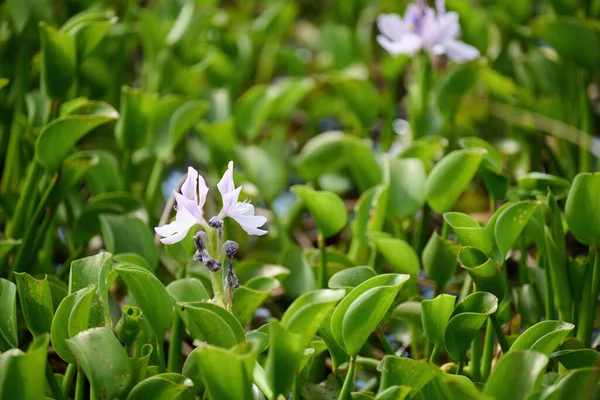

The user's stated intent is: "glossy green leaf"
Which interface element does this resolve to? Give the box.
[378,356,442,393]
[440,374,491,400]
[294,132,347,181]
[509,321,574,356]
[397,136,448,170]
[116,266,173,340]
[127,373,193,400]
[238,146,286,202]
[494,201,541,260]
[67,327,132,400]
[69,252,112,327]
[392,301,422,326]
[51,285,95,363]
[232,276,279,325]
[0,279,18,351]
[0,238,21,261]
[0,334,49,399]
[539,367,600,400]
[281,246,316,298]
[329,266,377,290]
[457,246,506,301]
[422,294,456,346]
[422,232,461,286]
[100,215,158,269]
[387,158,427,219]
[458,137,503,175]
[372,237,420,280]
[329,77,380,126]
[565,173,600,245]
[483,350,548,400]
[291,185,348,238]
[157,100,208,160]
[184,341,258,400]
[165,0,194,45]
[14,273,53,336]
[266,320,305,396]
[550,349,600,369]
[426,148,487,213]
[178,301,244,347]
[281,289,345,348]
[318,312,350,372]
[443,212,492,255]
[331,274,410,356]
[39,22,75,99]
[60,10,117,60]
[518,173,571,199]
[444,292,498,361]
[35,102,118,172]
[115,86,156,151]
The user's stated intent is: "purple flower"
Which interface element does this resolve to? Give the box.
[377,0,480,63]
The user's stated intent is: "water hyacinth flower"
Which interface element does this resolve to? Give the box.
[155,162,267,244]
[377,0,480,63]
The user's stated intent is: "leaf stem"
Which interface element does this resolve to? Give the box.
[167,263,187,372]
[577,244,598,347]
[155,339,166,372]
[470,331,482,382]
[377,327,396,355]
[46,362,64,400]
[456,360,464,375]
[337,357,356,400]
[62,363,76,397]
[481,319,495,381]
[489,314,510,353]
[74,366,84,400]
[429,344,441,364]
[318,233,328,289]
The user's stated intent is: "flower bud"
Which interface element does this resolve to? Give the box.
[208,216,224,239]
[222,240,239,259]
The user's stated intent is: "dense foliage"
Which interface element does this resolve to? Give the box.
[0,0,600,399]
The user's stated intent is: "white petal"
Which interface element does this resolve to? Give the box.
[217,161,235,196]
[181,167,198,203]
[377,34,423,56]
[174,191,204,222]
[443,39,480,62]
[228,202,268,236]
[436,11,460,40]
[377,14,407,41]
[155,211,196,244]
[198,173,209,209]
[220,186,242,216]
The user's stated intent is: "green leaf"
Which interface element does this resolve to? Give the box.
[397,136,448,170]
[444,292,498,361]
[0,279,18,351]
[421,294,456,346]
[281,289,345,348]
[539,367,600,400]
[69,252,112,328]
[510,321,574,356]
[294,132,347,181]
[457,247,506,301]
[67,327,132,400]
[378,356,442,393]
[183,341,259,400]
[443,212,492,255]
[35,102,118,172]
[565,173,600,245]
[156,100,208,161]
[116,266,173,341]
[439,374,490,400]
[458,137,503,175]
[331,274,410,356]
[291,185,348,238]
[232,276,279,325]
[494,201,541,260]
[426,148,487,213]
[166,0,195,45]
[329,266,377,290]
[435,64,478,123]
[14,273,54,336]
[483,350,548,400]
[372,237,420,283]
[0,238,21,261]
[518,173,571,199]
[422,232,461,286]
[237,146,286,202]
[51,285,95,363]
[329,77,380,127]
[281,246,317,298]
[266,320,306,396]
[115,86,157,152]
[127,373,193,400]
[392,301,422,326]
[100,215,158,269]
[0,334,49,399]
[387,158,427,219]
[60,10,117,59]
[178,301,244,348]
[318,312,350,372]
[550,349,600,369]
[39,22,75,99]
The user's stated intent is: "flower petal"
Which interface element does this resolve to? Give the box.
[198,173,209,209]
[227,202,268,236]
[174,191,204,222]
[377,14,407,41]
[442,39,480,62]
[217,161,235,197]
[220,186,242,217]
[181,167,199,203]
[155,209,197,244]
[377,33,423,56]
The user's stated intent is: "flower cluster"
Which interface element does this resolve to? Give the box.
[377,0,479,63]
[155,161,267,244]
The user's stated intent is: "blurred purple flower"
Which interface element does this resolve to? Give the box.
[377,0,480,63]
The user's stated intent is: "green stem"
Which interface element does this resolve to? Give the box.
[122,149,132,190]
[253,362,274,400]
[481,319,495,381]
[412,205,431,256]
[434,284,445,297]
[429,344,441,364]
[545,257,557,321]
[337,357,356,400]
[355,357,380,370]
[167,263,187,372]
[145,160,165,219]
[489,314,510,353]
[62,363,76,397]
[456,360,464,376]
[74,366,84,400]
[292,372,300,400]
[577,245,598,347]
[155,339,166,372]
[441,218,450,240]
[518,235,528,285]
[45,362,64,400]
[458,275,473,303]
[318,234,328,289]
[470,331,482,382]
[7,162,43,239]
[377,327,396,355]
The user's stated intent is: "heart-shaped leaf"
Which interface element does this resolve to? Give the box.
[483,350,548,400]
[329,267,377,290]
[444,292,498,361]
[178,301,244,348]
[69,252,112,327]
[443,212,492,255]
[509,321,574,356]
[494,200,541,260]
[292,185,348,238]
[67,327,132,400]
[422,232,461,286]
[458,246,506,301]
[421,294,456,346]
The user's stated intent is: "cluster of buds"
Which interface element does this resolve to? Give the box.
[193,232,220,272]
